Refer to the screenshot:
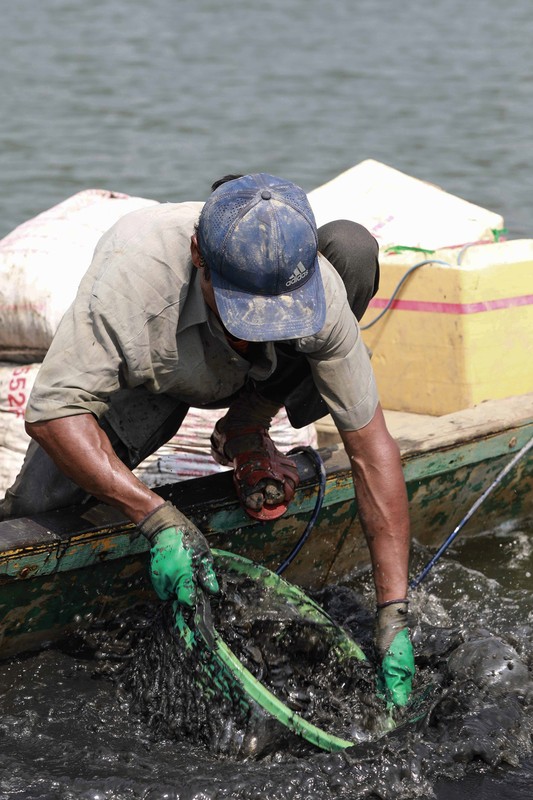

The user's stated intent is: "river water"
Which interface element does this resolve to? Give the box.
[1,0,533,797]
[1,0,532,240]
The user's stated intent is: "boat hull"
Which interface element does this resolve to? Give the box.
[1,395,532,660]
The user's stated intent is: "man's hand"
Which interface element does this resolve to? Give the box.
[375,601,415,707]
[139,501,219,608]
[338,406,414,707]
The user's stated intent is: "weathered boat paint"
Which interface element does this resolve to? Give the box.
[1,398,532,659]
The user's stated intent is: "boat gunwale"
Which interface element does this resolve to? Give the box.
[1,393,532,583]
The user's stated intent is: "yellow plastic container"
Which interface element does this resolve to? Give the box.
[360,240,533,415]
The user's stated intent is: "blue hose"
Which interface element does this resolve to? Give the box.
[410,434,533,588]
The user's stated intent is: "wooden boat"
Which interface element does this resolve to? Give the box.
[1,392,532,660]
[1,163,532,660]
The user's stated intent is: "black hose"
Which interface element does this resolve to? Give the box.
[276,446,326,575]
[360,259,451,330]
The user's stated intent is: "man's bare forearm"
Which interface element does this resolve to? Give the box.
[25,414,163,523]
[339,404,410,604]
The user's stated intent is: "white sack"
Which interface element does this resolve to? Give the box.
[134,407,318,488]
[0,190,159,362]
[0,363,40,496]
[0,366,318,497]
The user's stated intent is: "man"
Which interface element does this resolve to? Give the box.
[0,173,414,707]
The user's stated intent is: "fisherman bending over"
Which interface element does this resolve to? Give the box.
[0,173,414,707]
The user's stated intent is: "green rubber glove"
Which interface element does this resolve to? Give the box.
[375,601,415,708]
[138,501,219,608]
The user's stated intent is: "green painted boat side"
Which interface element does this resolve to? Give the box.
[1,398,532,660]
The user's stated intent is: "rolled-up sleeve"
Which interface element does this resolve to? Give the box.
[25,292,127,423]
[25,203,199,423]
[296,257,379,431]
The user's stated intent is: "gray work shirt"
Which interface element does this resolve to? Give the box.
[26,202,378,432]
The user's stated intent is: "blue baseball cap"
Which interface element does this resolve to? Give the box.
[197,173,326,342]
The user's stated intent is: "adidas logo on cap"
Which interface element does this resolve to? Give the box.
[286,262,309,287]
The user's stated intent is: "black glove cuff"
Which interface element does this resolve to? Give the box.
[376,598,409,609]
[138,501,189,542]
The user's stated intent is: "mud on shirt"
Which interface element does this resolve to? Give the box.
[26,202,378,432]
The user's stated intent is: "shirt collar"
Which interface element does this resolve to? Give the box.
[177,266,277,379]
[176,267,209,332]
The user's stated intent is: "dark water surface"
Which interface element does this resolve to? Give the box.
[1,519,532,800]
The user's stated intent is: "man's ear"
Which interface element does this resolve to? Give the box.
[190,234,202,269]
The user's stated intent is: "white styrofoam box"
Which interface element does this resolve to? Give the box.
[308,160,504,251]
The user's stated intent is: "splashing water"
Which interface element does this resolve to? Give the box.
[0,520,532,799]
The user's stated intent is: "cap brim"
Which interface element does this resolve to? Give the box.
[212,255,327,342]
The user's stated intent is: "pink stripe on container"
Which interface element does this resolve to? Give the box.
[368,294,533,314]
